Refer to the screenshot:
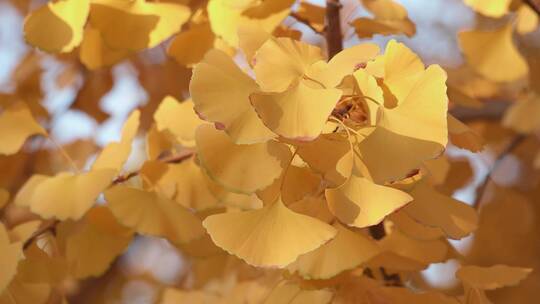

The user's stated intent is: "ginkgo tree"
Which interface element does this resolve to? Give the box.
[1,0,540,303]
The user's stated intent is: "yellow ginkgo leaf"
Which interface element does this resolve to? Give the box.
[190,49,274,144]
[105,185,205,244]
[160,288,220,304]
[238,24,272,65]
[403,180,478,239]
[254,37,323,92]
[207,0,289,47]
[143,159,220,211]
[56,206,133,279]
[0,223,23,293]
[305,43,380,89]
[203,198,337,267]
[15,170,117,221]
[448,114,484,152]
[154,96,202,147]
[459,23,528,82]
[503,93,540,134]
[326,172,412,228]
[369,229,448,271]
[90,0,190,51]
[456,265,532,290]
[352,0,415,38]
[0,274,51,304]
[0,102,46,155]
[251,80,342,141]
[145,125,174,160]
[24,0,90,53]
[167,22,215,67]
[288,222,380,279]
[263,282,333,304]
[79,26,131,70]
[365,40,425,103]
[390,210,444,241]
[463,0,511,17]
[8,221,41,244]
[195,124,290,194]
[297,133,353,187]
[358,65,448,183]
[92,110,140,172]
[516,4,539,34]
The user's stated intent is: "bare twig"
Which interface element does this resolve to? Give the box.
[473,134,527,210]
[325,0,343,59]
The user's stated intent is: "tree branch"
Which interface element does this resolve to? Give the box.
[325,0,343,59]
[473,134,527,210]
[524,0,540,16]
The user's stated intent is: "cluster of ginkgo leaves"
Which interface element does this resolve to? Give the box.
[0,0,539,303]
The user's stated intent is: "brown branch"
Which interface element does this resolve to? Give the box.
[473,134,527,210]
[450,100,511,122]
[290,12,323,34]
[524,0,540,16]
[23,150,195,249]
[325,0,343,59]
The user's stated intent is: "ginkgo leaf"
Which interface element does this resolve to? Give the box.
[516,4,539,34]
[142,159,221,211]
[238,24,272,65]
[297,133,353,187]
[456,265,532,290]
[254,37,323,92]
[0,102,46,155]
[92,110,140,172]
[15,170,117,221]
[390,211,444,241]
[203,198,337,267]
[154,96,202,147]
[0,274,51,304]
[369,229,448,271]
[167,22,215,67]
[56,206,133,278]
[326,172,412,228]
[288,222,380,279]
[8,221,41,244]
[502,93,540,134]
[17,242,69,284]
[251,80,342,141]
[358,65,448,183]
[105,185,205,244]
[463,0,511,17]
[263,282,333,304]
[190,49,275,144]
[0,223,23,293]
[448,115,484,152]
[79,26,131,70]
[160,288,220,304]
[90,0,191,51]
[403,180,478,239]
[207,0,289,47]
[365,40,425,103]
[24,0,90,53]
[304,43,380,89]
[459,23,528,82]
[195,124,290,194]
[352,0,415,38]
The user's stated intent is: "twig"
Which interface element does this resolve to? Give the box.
[290,12,323,34]
[524,0,540,16]
[325,0,343,59]
[450,101,510,122]
[473,134,527,210]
